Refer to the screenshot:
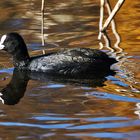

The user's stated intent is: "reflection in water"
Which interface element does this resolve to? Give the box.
[0,69,29,105]
[0,68,115,105]
[97,0,140,95]
[116,57,140,95]
[0,0,140,139]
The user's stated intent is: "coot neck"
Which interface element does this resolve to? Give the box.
[12,44,30,69]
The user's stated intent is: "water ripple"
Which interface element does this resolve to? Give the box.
[0,122,72,129]
[86,91,140,102]
[68,119,140,130]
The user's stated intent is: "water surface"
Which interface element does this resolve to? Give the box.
[0,0,140,140]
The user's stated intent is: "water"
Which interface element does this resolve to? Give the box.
[0,0,140,139]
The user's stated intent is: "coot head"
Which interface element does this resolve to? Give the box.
[0,32,28,54]
[0,33,30,68]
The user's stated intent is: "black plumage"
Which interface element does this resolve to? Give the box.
[0,33,117,77]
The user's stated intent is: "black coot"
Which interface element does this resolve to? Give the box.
[0,33,117,77]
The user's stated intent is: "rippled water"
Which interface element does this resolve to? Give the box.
[0,0,140,139]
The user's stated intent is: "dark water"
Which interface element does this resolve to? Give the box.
[0,0,140,139]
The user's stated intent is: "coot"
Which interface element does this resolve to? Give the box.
[0,33,117,77]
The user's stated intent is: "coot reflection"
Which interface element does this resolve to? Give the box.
[0,69,29,105]
[0,69,115,105]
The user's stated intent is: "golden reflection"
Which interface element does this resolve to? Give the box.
[0,1,140,139]
[97,0,139,95]
[117,57,140,93]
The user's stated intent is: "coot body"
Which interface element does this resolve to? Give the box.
[0,33,117,77]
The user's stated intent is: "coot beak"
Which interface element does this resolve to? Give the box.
[0,34,6,50]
